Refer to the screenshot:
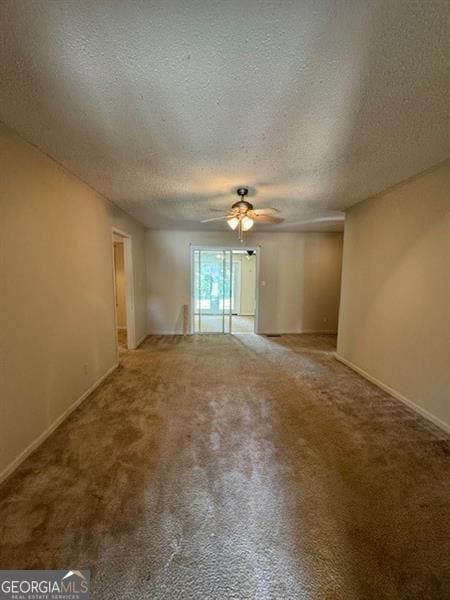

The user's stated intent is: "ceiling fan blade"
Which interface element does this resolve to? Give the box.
[249,207,280,216]
[200,215,229,223]
[285,215,345,226]
[252,214,284,224]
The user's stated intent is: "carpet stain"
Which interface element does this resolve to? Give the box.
[0,334,448,599]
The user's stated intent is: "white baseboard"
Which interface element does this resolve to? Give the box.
[148,331,188,336]
[302,329,337,334]
[262,330,337,335]
[335,353,450,435]
[0,363,119,485]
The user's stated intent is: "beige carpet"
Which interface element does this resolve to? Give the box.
[0,334,449,599]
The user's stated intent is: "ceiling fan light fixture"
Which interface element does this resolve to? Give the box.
[227,216,239,230]
[241,215,254,231]
[211,188,283,241]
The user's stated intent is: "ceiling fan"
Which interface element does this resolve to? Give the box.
[201,188,284,241]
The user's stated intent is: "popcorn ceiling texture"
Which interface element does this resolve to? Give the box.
[0,334,449,598]
[0,1,449,230]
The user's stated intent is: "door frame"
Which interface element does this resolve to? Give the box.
[111,228,136,349]
[190,245,260,334]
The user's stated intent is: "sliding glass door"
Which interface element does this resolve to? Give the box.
[193,249,232,333]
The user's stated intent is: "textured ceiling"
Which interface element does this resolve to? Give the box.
[1,1,449,231]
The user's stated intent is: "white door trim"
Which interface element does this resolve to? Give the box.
[112,228,136,349]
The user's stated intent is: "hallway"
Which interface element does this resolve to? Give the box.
[0,334,448,599]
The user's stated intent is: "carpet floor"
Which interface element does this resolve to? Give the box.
[0,334,449,599]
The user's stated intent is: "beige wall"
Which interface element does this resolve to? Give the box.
[146,230,343,334]
[337,162,450,431]
[234,253,256,315]
[113,242,127,328]
[0,123,147,479]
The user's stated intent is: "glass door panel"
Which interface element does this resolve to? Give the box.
[193,249,232,333]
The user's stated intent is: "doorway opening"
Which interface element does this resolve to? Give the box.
[113,236,127,349]
[112,229,136,350]
[191,246,259,334]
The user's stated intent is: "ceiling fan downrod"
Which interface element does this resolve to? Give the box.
[236,189,248,242]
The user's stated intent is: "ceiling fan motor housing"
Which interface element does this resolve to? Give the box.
[232,199,253,212]
[233,187,254,212]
